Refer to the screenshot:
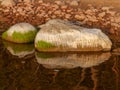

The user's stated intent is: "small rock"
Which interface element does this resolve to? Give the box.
[2,23,37,43]
[23,0,32,3]
[75,14,85,21]
[54,0,62,5]
[65,14,71,19]
[54,10,61,15]
[101,6,112,11]
[70,1,79,6]
[1,0,16,7]
[98,12,106,18]
[61,5,68,9]
[87,15,98,22]
[109,28,115,34]
[85,9,94,15]
[114,16,120,23]
[66,9,72,13]
[52,5,59,9]
[38,0,43,3]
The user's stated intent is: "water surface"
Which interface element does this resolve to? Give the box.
[0,37,120,90]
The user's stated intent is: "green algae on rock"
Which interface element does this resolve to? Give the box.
[2,23,37,43]
[36,40,55,49]
[35,19,112,52]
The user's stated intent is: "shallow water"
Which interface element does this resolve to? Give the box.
[0,37,120,90]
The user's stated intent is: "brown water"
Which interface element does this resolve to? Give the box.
[0,36,120,90]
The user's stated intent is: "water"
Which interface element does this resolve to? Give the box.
[0,37,120,90]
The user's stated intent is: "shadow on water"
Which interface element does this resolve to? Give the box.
[0,39,120,90]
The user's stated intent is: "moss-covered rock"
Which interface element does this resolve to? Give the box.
[35,19,112,52]
[2,23,37,43]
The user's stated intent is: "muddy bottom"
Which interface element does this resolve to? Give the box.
[0,33,120,90]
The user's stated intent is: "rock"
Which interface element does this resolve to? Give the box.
[38,0,43,3]
[35,19,112,52]
[54,0,62,5]
[54,10,61,15]
[1,0,16,7]
[75,14,85,21]
[65,14,71,19]
[61,5,68,9]
[36,52,111,69]
[70,1,79,6]
[98,12,106,18]
[23,0,32,3]
[2,23,37,43]
[101,6,111,11]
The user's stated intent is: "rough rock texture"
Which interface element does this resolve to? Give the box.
[2,23,37,43]
[35,19,112,52]
[0,0,16,6]
[36,52,111,69]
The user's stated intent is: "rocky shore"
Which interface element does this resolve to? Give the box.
[0,0,120,44]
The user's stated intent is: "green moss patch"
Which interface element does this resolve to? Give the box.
[2,31,8,39]
[12,30,37,43]
[36,40,55,49]
[2,30,37,43]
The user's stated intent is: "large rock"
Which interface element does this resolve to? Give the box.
[1,0,16,7]
[2,23,37,43]
[35,19,112,52]
[36,52,111,69]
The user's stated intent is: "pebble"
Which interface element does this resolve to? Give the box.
[70,1,79,6]
[75,14,85,21]
[98,12,106,18]
[54,1,62,5]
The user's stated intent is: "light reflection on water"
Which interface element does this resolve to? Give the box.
[0,40,120,90]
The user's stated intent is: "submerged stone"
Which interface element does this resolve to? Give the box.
[35,19,112,52]
[2,23,37,43]
[36,52,111,69]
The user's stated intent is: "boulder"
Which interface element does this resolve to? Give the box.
[36,52,111,69]
[1,0,16,7]
[35,19,112,52]
[2,23,37,43]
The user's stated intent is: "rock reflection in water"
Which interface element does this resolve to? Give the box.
[3,41,35,58]
[0,51,120,90]
[36,52,111,69]
[0,39,120,90]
